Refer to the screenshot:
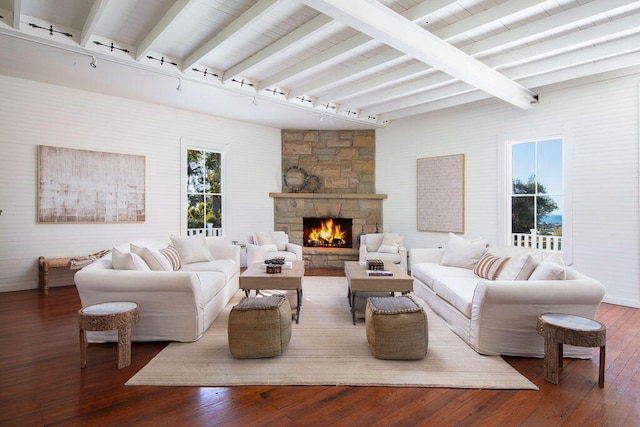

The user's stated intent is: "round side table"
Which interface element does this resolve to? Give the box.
[537,313,606,387]
[78,302,140,369]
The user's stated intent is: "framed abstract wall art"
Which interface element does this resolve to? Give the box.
[38,145,145,223]
[417,154,464,233]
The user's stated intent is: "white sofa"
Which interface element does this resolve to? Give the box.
[359,233,408,273]
[75,236,241,343]
[410,234,606,358]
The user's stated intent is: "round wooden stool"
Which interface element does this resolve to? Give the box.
[78,302,140,369]
[537,313,606,387]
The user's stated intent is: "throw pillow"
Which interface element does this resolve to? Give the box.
[365,233,384,252]
[270,231,289,251]
[254,232,274,246]
[473,253,511,280]
[529,261,566,280]
[541,251,568,280]
[159,245,182,271]
[440,233,488,269]
[497,253,540,281]
[111,247,150,271]
[130,244,173,271]
[378,233,403,254]
[169,234,214,265]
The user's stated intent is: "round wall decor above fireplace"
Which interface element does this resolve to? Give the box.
[305,174,322,192]
[284,166,308,192]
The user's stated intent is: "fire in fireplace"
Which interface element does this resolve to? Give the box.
[303,217,353,248]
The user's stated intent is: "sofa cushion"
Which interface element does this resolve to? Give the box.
[179,259,237,283]
[440,233,488,269]
[365,233,385,252]
[411,262,478,290]
[378,233,403,253]
[432,277,478,318]
[270,231,289,251]
[130,244,173,271]
[170,234,214,265]
[159,245,182,271]
[111,247,150,271]
[187,271,228,306]
[498,253,539,281]
[255,232,278,253]
[365,251,401,264]
[529,261,566,280]
[473,253,511,280]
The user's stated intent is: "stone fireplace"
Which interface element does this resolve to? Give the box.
[272,129,386,268]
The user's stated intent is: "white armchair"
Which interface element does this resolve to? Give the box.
[246,231,303,265]
[359,233,408,273]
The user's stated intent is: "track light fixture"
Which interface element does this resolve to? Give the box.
[176,77,182,91]
[90,56,97,68]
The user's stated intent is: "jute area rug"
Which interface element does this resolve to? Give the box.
[127,277,537,389]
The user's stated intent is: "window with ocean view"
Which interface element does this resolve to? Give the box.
[509,138,563,251]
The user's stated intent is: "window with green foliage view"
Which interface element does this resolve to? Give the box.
[186,149,222,236]
[510,138,562,250]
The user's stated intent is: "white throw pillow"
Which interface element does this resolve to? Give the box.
[130,244,173,271]
[497,253,540,281]
[111,246,150,271]
[169,234,214,265]
[271,231,289,251]
[365,233,385,252]
[378,233,403,254]
[440,233,488,269]
[254,232,274,246]
[529,261,566,280]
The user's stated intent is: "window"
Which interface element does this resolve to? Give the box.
[186,148,223,237]
[509,138,562,251]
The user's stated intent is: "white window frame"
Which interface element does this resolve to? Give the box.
[500,135,573,263]
[180,138,226,238]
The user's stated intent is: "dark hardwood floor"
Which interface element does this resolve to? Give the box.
[1,268,639,426]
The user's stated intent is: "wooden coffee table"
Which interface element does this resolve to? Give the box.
[344,261,413,325]
[240,260,304,323]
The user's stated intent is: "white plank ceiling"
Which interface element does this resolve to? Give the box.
[0,0,639,129]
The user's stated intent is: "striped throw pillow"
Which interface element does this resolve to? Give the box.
[160,245,182,271]
[473,253,511,280]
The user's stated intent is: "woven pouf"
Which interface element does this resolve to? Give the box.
[365,296,428,360]
[228,295,292,359]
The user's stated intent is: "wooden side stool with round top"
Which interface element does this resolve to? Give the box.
[78,302,140,369]
[537,313,606,387]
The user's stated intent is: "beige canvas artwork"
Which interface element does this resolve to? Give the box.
[38,145,145,223]
[417,154,464,233]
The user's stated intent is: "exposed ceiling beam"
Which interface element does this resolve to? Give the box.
[136,0,196,61]
[333,0,638,113]
[223,13,334,83]
[300,0,537,109]
[11,0,21,29]
[259,0,457,91]
[182,0,280,72]
[80,0,109,47]
[314,0,547,109]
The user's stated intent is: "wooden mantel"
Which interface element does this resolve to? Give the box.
[269,193,387,200]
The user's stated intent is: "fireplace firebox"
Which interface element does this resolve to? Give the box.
[303,217,352,248]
